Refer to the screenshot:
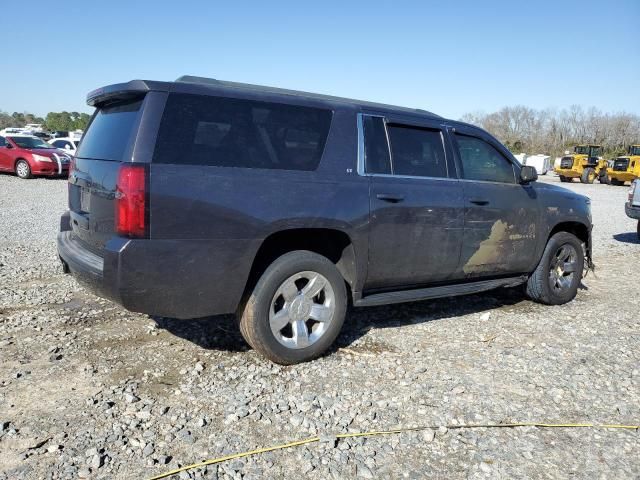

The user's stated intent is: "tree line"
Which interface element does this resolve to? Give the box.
[0,110,91,132]
[460,106,640,158]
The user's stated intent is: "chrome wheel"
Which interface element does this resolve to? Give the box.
[269,271,335,349]
[16,161,29,178]
[548,244,578,293]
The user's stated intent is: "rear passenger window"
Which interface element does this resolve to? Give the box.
[362,116,391,174]
[387,125,447,178]
[454,134,515,183]
[153,93,333,171]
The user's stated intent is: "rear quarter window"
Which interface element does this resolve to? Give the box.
[76,99,143,161]
[153,93,333,171]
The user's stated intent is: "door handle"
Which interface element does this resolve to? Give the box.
[469,199,489,206]
[376,193,405,203]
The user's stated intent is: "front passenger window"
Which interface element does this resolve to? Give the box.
[0,136,5,147]
[454,134,515,183]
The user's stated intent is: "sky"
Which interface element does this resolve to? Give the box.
[3,0,639,120]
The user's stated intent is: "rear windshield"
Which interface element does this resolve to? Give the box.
[153,93,333,171]
[76,99,143,161]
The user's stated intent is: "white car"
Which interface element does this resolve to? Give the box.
[49,137,81,155]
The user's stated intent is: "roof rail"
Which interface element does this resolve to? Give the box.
[175,75,440,118]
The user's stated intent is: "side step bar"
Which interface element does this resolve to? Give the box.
[354,276,528,307]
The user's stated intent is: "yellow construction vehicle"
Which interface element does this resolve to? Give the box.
[555,145,608,184]
[607,144,640,186]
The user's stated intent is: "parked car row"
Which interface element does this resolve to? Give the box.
[0,134,72,178]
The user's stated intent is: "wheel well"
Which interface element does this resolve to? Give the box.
[549,221,589,248]
[245,228,356,299]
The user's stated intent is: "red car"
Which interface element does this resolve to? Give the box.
[0,134,71,179]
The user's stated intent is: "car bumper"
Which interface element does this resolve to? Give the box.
[32,162,70,176]
[625,202,640,220]
[57,212,256,319]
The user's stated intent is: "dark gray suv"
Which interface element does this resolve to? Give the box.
[58,76,593,364]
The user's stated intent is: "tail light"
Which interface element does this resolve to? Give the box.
[115,164,148,238]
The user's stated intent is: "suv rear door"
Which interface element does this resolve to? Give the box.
[451,126,539,277]
[360,113,464,290]
[68,95,151,251]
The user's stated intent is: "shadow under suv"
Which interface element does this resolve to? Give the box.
[57,76,593,364]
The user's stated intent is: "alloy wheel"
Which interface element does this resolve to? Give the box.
[269,271,335,349]
[548,244,578,293]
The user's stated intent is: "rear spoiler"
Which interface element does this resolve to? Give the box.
[86,80,170,107]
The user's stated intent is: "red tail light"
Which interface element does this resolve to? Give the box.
[115,164,148,238]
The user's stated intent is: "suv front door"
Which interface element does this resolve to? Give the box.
[452,126,539,278]
[360,113,465,290]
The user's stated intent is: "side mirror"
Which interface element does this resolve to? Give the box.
[5,143,12,149]
[65,144,72,150]
[519,165,538,184]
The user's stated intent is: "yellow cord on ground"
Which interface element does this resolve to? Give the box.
[147,422,639,480]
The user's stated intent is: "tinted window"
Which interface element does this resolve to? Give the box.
[362,116,391,174]
[76,99,142,161]
[388,125,447,178]
[8,136,53,149]
[52,140,64,148]
[0,136,5,147]
[454,134,515,183]
[153,93,333,171]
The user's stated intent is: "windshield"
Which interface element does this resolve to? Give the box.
[629,146,640,156]
[574,146,589,155]
[8,136,54,149]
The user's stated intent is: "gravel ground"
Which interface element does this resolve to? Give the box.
[0,172,638,480]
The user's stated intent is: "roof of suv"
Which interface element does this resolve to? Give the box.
[87,75,442,120]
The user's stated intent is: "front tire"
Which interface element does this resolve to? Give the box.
[526,232,584,305]
[580,168,596,184]
[15,159,32,179]
[238,250,347,365]
[598,170,609,184]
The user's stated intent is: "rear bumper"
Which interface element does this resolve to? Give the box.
[57,213,257,319]
[609,171,636,182]
[625,202,640,220]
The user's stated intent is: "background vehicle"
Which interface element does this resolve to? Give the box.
[50,130,69,139]
[0,134,71,178]
[625,180,640,240]
[523,154,552,175]
[555,144,608,184]
[57,76,593,364]
[49,137,81,155]
[608,144,640,186]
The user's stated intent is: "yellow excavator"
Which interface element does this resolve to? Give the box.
[555,145,608,184]
[607,144,640,186]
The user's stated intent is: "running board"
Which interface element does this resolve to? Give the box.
[354,276,528,307]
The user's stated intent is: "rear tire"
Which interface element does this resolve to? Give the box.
[610,178,624,186]
[15,159,32,179]
[526,232,584,305]
[559,175,568,182]
[580,168,596,184]
[238,250,347,365]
